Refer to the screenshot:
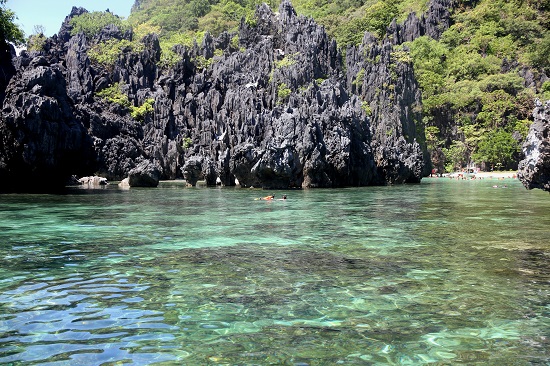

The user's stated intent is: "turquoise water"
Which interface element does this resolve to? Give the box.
[0,178,548,365]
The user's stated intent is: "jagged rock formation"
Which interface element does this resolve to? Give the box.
[387,0,454,45]
[0,0,444,192]
[128,160,161,187]
[0,55,96,191]
[518,100,550,192]
[346,31,425,183]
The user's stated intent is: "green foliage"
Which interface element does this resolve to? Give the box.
[27,34,46,52]
[129,0,200,34]
[182,137,193,149]
[70,11,128,38]
[230,34,239,49]
[199,6,238,35]
[526,31,550,73]
[425,126,442,151]
[363,1,399,38]
[158,47,181,68]
[158,31,206,68]
[131,98,155,122]
[133,22,161,39]
[442,141,467,173]
[26,25,47,51]
[361,101,372,115]
[473,129,519,169]
[96,83,130,107]
[277,82,292,104]
[446,48,500,81]
[315,77,327,85]
[128,0,431,49]
[542,81,550,101]
[97,83,154,122]
[244,11,257,27]
[478,73,524,95]
[193,55,215,70]
[274,53,298,68]
[391,48,412,63]
[88,39,143,68]
[129,0,259,39]
[407,36,448,98]
[291,0,427,47]
[332,17,368,47]
[513,118,531,139]
[353,68,365,86]
[395,0,429,22]
[476,89,516,128]
[405,0,547,170]
[0,0,24,45]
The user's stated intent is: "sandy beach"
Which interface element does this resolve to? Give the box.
[474,171,518,179]
[435,171,518,179]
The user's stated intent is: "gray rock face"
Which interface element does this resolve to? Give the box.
[346,30,425,184]
[518,100,550,191]
[128,160,161,187]
[0,0,445,192]
[387,0,454,44]
[0,60,95,191]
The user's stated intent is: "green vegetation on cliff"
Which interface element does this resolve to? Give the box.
[406,0,549,171]
[128,0,431,47]
[125,0,549,171]
[45,0,550,172]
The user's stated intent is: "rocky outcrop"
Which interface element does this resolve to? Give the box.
[0,0,446,192]
[0,55,96,192]
[78,175,108,187]
[518,100,550,191]
[387,0,454,44]
[128,160,161,187]
[346,31,425,183]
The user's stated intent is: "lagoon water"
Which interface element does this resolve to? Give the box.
[0,177,548,365]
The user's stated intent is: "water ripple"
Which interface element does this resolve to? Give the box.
[0,273,180,364]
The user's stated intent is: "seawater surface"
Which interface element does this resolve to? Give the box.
[0,178,548,365]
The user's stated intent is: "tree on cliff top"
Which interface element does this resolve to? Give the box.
[0,0,24,45]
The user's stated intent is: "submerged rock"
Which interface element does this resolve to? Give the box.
[518,100,550,191]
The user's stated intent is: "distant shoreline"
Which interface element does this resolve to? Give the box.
[430,171,518,179]
[474,171,518,179]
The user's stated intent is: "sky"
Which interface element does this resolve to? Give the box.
[6,0,136,37]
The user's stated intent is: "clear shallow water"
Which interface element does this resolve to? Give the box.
[0,178,548,365]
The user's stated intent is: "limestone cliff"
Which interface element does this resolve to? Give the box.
[518,100,550,192]
[0,0,441,191]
